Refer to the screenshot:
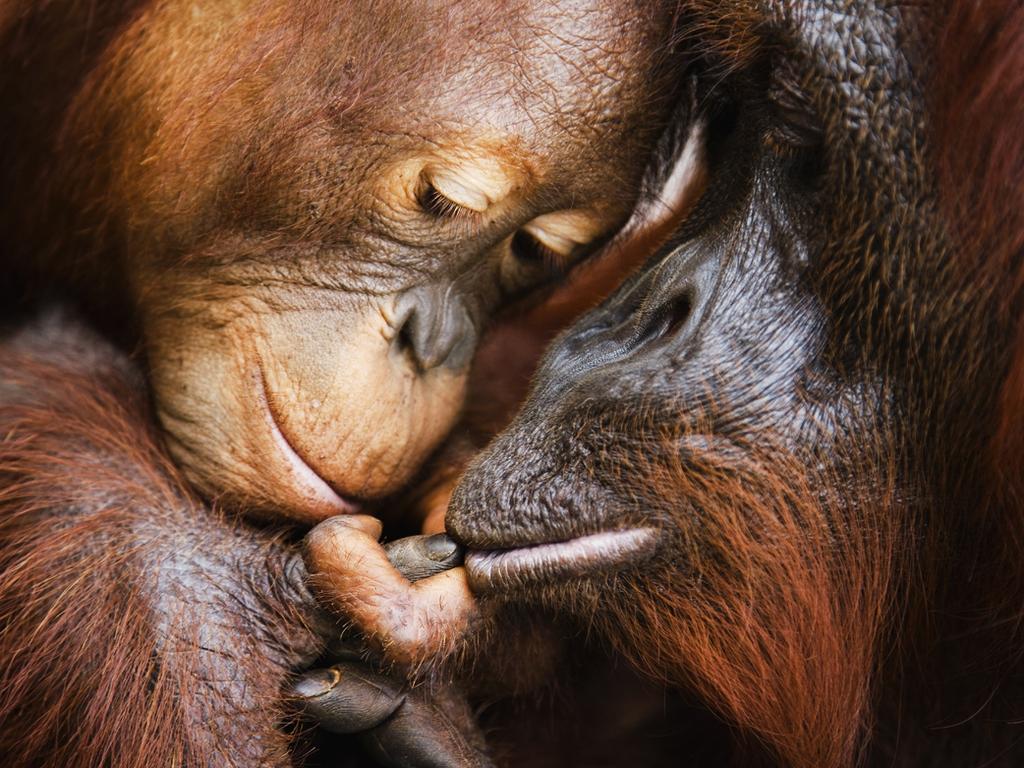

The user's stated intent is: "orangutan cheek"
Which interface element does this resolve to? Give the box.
[258,307,468,501]
[146,303,468,523]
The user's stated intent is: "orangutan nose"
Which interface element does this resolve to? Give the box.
[392,285,477,372]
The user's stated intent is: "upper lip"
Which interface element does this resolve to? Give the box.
[257,363,361,517]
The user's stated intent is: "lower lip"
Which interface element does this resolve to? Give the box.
[465,528,658,592]
[265,407,362,516]
[258,366,361,518]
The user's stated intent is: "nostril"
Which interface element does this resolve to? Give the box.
[393,303,424,367]
[391,287,476,373]
[634,292,693,350]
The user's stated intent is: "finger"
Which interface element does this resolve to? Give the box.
[362,688,494,768]
[305,516,418,619]
[291,662,404,734]
[327,513,384,539]
[384,534,464,582]
[305,520,479,665]
[278,517,384,643]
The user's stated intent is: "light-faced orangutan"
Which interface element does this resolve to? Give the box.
[0,1,688,765]
[1,0,682,521]
[303,1,1024,765]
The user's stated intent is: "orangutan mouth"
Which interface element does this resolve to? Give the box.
[464,528,658,592]
[258,365,362,518]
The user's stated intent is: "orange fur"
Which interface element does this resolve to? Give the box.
[934,0,1024,509]
[0,317,326,766]
[609,436,903,768]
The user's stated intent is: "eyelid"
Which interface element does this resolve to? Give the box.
[520,210,605,257]
[419,182,479,220]
[425,161,515,214]
[426,169,490,212]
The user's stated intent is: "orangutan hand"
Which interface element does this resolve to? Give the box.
[293,521,491,768]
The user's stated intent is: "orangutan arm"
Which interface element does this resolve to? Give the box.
[0,312,331,768]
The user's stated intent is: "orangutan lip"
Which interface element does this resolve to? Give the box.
[464,528,657,593]
[256,366,361,516]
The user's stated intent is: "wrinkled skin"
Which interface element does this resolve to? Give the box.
[296,527,493,768]
[1,0,679,522]
[0,1,690,764]
[309,1,1024,766]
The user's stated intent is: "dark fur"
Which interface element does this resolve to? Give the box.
[448,1,1024,766]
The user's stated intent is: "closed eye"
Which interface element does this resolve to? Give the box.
[510,228,567,271]
[418,181,478,220]
[498,208,607,296]
[767,55,823,153]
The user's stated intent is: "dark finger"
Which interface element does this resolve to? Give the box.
[384,534,464,582]
[362,688,494,768]
[291,662,405,734]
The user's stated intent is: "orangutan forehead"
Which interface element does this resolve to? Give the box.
[333,1,667,129]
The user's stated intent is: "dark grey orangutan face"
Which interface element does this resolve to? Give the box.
[448,0,995,601]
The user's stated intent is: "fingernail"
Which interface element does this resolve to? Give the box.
[293,667,341,699]
[423,534,461,563]
[335,515,383,539]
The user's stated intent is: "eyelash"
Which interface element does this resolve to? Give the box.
[510,229,571,272]
[417,181,482,223]
[416,177,580,276]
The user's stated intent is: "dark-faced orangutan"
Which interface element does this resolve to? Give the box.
[304,1,1024,766]
[0,1,688,765]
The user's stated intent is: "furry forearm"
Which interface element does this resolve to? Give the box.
[0,314,328,767]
